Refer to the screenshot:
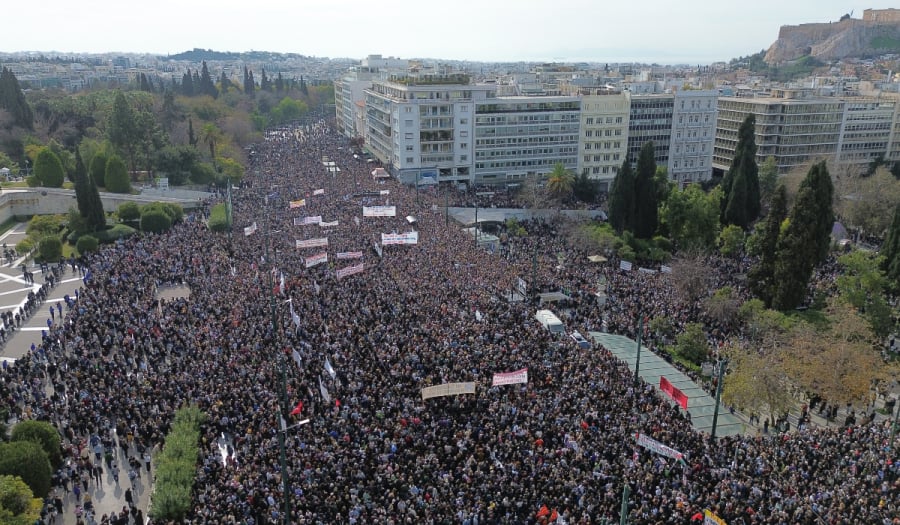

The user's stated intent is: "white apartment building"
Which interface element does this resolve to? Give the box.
[669,89,718,185]
[363,74,494,184]
[837,98,898,167]
[473,96,581,185]
[334,55,409,139]
[577,91,630,191]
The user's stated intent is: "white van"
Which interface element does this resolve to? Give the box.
[535,309,565,334]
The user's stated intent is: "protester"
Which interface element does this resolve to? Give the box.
[2,117,897,525]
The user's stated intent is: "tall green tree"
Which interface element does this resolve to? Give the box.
[72,147,92,222]
[243,66,255,96]
[89,152,108,188]
[0,475,43,525]
[633,141,658,239]
[758,155,778,207]
[572,172,600,202]
[181,70,194,97]
[660,184,723,251]
[772,162,835,310]
[608,157,635,234]
[10,421,61,469]
[722,114,761,229]
[882,204,900,287]
[748,184,788,307]
[260,68,271,92]
[107,91,139,173]
[33,148,65,188]
[104,155,131,194]
[0,441,52,498]
[0,67,33,130]
[199,61,218,99]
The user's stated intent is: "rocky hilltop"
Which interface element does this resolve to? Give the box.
[764,10,900,64]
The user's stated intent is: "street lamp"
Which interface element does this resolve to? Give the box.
[710,358,729,439]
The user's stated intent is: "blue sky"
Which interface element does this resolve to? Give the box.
[8,1,893,63]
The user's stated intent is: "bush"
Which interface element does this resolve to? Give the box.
[190,162,217,185]
[26,215,62,238]
[149,406,205,522]
[33,149,65,188]
[104,156,131,194]
[75,235,99,254]
[673,323,710,366]
[0,474,43,523]
[25,176,39,187]
[116,202,141,223]
[163,203,184,223]
[140,209,173,234]
[93,224,137,243]
[89,152,108,188]
[14,239,33,255]
[208,203,229,232]
[0,441,52,498]
[10,421,61,469]
[37,236,62,263]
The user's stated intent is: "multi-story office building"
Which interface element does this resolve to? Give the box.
[626,93,675,168]
[473,97,581,185]
[669,90,718,185]
[837,98,898,167]
[363,74,494,184]
[577,91,630,191]
[334,55,408,139]
[714,95,845,174]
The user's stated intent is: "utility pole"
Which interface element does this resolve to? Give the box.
[619,484,630,525]
[445,191,449,227]
[474,204,478,247]
[710,358,728,440]
[633,315,643,388]
[890,394,899,451]
[263,197,292,525]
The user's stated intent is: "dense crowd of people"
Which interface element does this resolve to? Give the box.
[2,116,898,525]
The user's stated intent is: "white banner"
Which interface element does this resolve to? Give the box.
[638,267,657,274]
[635,433,684,462]
[296,238,329,249]
[421,382,477,400]
[294,216,322,226]
[336,251,363,259]
[379,190,390,195]
[243,222,258,236]
[363,206,397,217]
[660,265,673,274]
[381,231,419,245]
[620,260,633,271]
[492,368,528,386]
[313,188,325,195]
[304,252,328,268]
[319,220,339,227]
[336,263,366,279]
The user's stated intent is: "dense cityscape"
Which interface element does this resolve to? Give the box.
[0,7,899,525]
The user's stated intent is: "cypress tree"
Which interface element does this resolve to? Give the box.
[748,184,787,307]
[275,72,284,92]
[246,69,256,96]
[260,68,271,92]
[181,70,194,96]
[300,75,308,97]
[722,114,760,228]
[89,152,108,188]
[199,61,218,98]
[188,118,196,147]
[0,67,34,129]
[772,161,835,310]
[608,157,635,234]
[633,141,658,239]
[882,205,900,287]
[72,148,91,219]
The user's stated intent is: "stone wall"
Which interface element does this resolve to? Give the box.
[0,188,204,224]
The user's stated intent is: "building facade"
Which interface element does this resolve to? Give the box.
[837,98,898,167]
[626,93,675,168]
[363,75,494,184]
[473,97,581,185]
[577,91,630,191]
[668,89,718,185]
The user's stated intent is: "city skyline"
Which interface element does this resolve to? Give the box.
[8,1,896,64]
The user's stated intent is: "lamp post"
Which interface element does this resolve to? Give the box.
[263,195,292,525]
[710,358,728,440]
[633,315,643,388]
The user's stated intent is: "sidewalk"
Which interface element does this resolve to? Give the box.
[0,223,151,524]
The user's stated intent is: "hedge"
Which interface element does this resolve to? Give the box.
[149,406,205,522]
[207,203,228,232]
[75,235,99,254]
[93,224,137,243]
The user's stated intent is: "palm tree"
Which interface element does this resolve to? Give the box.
[200,123,224,169]
[546,162,575,201]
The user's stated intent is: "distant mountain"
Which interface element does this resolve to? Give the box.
[161,48,307,62]
[765,9,900,64]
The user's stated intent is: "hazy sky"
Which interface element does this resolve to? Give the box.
[8,1,893,63]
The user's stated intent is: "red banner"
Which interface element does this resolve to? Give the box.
[659,376,688,410]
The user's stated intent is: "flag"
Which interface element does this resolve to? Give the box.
[319,377,331,403]
[289,199,306,209]
[291,349,303,369]
[243,222,258,236]
[324,357,336,379]
[290,302,301,330]
[279,272,286,296]
[230,266,236,277]
[290,400,303,416]
[266,191,279,205]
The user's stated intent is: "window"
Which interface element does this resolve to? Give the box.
[405,133,414,140]
[460,155,468,161]
[585,130,593,137]
[460,118,468,125]
[461,105,469,112]
[461,143,468,149]
[586,117,594,125]
[616,117,623,123]
[460,130,468,138]
[405,107,412,113]
[406,157,414,164]
[405,119,413,127]
[406,145,414,151]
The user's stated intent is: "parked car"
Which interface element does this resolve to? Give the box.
[570,330,590,349]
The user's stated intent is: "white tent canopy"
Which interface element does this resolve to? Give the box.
[372,168,390,179]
